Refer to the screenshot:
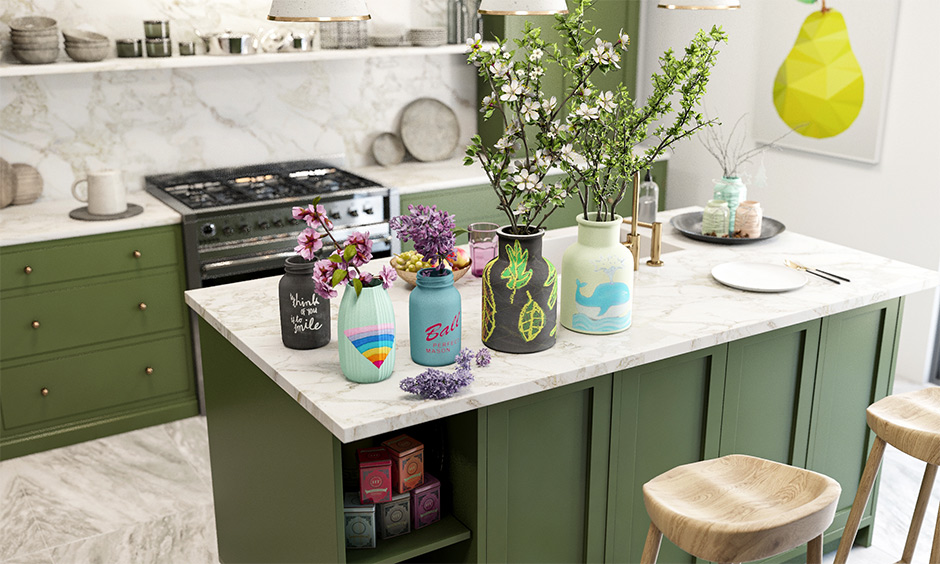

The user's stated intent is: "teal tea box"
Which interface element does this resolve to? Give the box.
[377,491,411,539]
[343,493,376,549]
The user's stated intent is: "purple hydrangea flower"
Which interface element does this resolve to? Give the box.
[390,205,457,270]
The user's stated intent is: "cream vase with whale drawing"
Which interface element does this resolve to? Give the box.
[560,213,634,335]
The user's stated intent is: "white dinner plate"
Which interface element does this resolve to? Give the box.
[711,262,807,293]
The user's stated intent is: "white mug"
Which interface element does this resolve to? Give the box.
[72,170,127,215]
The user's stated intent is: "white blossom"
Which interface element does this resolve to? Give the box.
[495,136,513,152]
[529,48,543,62]
[619,29,630,48]
[541,96,557,112]
[574,102,600,120]
[480,94,495,113]
[529,67,544,79]
[521,98,540,122]
[598,91,617,113]
[590,38,620,68]
[465,33,483,53]
[534,149,552,169]
[513,169,539,192]
[560,144,576,164]
[500,80,523,102]
[490,59,511,78]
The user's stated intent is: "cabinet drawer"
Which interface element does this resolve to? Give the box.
[1,335,193,430]
[1,270,186,361]
[1,227,181,291]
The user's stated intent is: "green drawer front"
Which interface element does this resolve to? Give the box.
[1,334,193,430]
[1,270,186,361]
[1,227,181,291]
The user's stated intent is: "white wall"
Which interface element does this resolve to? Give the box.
[639,0,940,382]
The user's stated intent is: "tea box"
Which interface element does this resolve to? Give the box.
[343,492,376,549]
[357,446,393,504]
[377,491,411,539]
[381,434,424,493]
[411,473,441,530]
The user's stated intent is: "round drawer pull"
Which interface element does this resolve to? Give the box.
[40,387,49,397]
[133,250,142,258]
[24,265,33,274]
[138,302,148,311]
[145,367,154,375]
[31,320,40,329]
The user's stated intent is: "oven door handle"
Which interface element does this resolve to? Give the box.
[201,251,297,274]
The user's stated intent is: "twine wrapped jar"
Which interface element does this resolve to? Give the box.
[701,199,730,237]
[733,201,763,239]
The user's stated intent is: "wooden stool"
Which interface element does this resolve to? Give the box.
[641,454,841,564]
[835,386,940,564]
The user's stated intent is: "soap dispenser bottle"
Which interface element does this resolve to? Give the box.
[637,170,659,224]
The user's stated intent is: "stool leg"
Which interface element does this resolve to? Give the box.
[640,522,663,564]
[931,503,940,564]
[807,534,824,564]
[835,436,887,564]
[902,463,938,563]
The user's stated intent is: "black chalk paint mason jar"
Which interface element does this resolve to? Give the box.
[279,256,331,349]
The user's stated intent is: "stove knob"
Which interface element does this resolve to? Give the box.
[222,226,234,236]
[273,219,284,228]
[240,224,251,234]
[363,206,374,215]
[348,209,360,217]
[330,211,342,220]
[258,221,270,230]
[201,223,217,237]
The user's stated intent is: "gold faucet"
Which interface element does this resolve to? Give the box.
[623,170,664,271]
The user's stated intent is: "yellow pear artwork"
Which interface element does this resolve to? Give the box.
[773,7,864,138]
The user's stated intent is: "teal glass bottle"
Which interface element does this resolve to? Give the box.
[410,268,461,366]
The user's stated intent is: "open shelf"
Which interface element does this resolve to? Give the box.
[0,44,468,78]
[345,514,471,564]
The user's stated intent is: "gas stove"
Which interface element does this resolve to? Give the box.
[145,160,400,288]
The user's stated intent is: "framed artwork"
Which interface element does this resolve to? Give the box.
[752,0,901,164]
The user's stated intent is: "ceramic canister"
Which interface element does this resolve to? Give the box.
[712,176,747,229]
[560,213,634,335]
[409,268,461,366]
[733,200,763,238]
[701,199,730,237]
[337,284,395,384]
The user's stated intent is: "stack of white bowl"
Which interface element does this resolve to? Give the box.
[63,29,110,62]
[9,16,60,64]
[407,28,447,47]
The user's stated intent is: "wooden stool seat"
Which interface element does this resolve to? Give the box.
[837,386,940,564]
[867,386,940,466]
[642,454,841,563]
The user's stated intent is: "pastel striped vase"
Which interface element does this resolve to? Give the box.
[338,285,396,383]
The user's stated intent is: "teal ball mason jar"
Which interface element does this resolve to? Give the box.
[409,268,461,366]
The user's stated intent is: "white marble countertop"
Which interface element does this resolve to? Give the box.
[0,192,183,247]
[185,206,940,443]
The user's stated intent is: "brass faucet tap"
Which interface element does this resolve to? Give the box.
[622,170,665,271]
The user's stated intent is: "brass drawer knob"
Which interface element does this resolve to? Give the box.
[31,320,40,329]
[145,367,154,375]
[40,387,49,397]
[24,265,32,274]
[138,302,147,311]
[133,250,142,258]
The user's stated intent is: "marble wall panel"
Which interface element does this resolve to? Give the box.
[0,0,474,200]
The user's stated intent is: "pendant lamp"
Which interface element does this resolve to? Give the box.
[268,0,371,21]
[658,0,740,9]
[478,0,569,15]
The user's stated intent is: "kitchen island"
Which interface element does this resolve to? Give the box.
[185,207,938,564]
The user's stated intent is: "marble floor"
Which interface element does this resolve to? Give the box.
[0,378,936,564]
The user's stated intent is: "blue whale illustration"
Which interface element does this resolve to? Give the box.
[575,279,630,317]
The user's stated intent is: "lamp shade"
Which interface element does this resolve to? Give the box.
[478,0,569,15]
[268,0,371,21]
[658,0,740,8]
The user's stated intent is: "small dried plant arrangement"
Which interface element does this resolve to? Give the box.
[700,113,794,179]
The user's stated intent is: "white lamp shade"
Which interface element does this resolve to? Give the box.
[268,0,371,21]
[478,0,569,15]
[658,0,740,9]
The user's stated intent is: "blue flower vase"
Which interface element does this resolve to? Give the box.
[409,268,461,366]
[337,284,396,383]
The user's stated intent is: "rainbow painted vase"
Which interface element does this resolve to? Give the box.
[338,285,396,383]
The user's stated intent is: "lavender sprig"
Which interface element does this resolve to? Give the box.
[400,348,491,400]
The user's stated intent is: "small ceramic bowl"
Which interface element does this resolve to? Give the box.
[12,47,59,64]
[9,16,57,31]
[394,263,471,286]
[11,35,59,47]
[11,163,43,205]
[65,43,109,62]
[62,29,108,43]
[11,29,58,38]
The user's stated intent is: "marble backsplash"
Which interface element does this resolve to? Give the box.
[0,0,478,201]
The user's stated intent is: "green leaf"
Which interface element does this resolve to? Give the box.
[332,269,347,287]
[352,278,363,296]
[329,254,344,263]
[342,244,357,262]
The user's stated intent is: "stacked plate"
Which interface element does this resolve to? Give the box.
[62,29,110,62]
[407,28,446,47]
[9,16,59,64]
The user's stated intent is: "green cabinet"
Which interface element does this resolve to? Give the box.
[0,226,199,460]
[484,377,611,562]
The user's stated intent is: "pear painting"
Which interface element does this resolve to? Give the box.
[773,5,864,139]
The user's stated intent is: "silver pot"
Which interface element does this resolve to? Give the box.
[195,29,260,55]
